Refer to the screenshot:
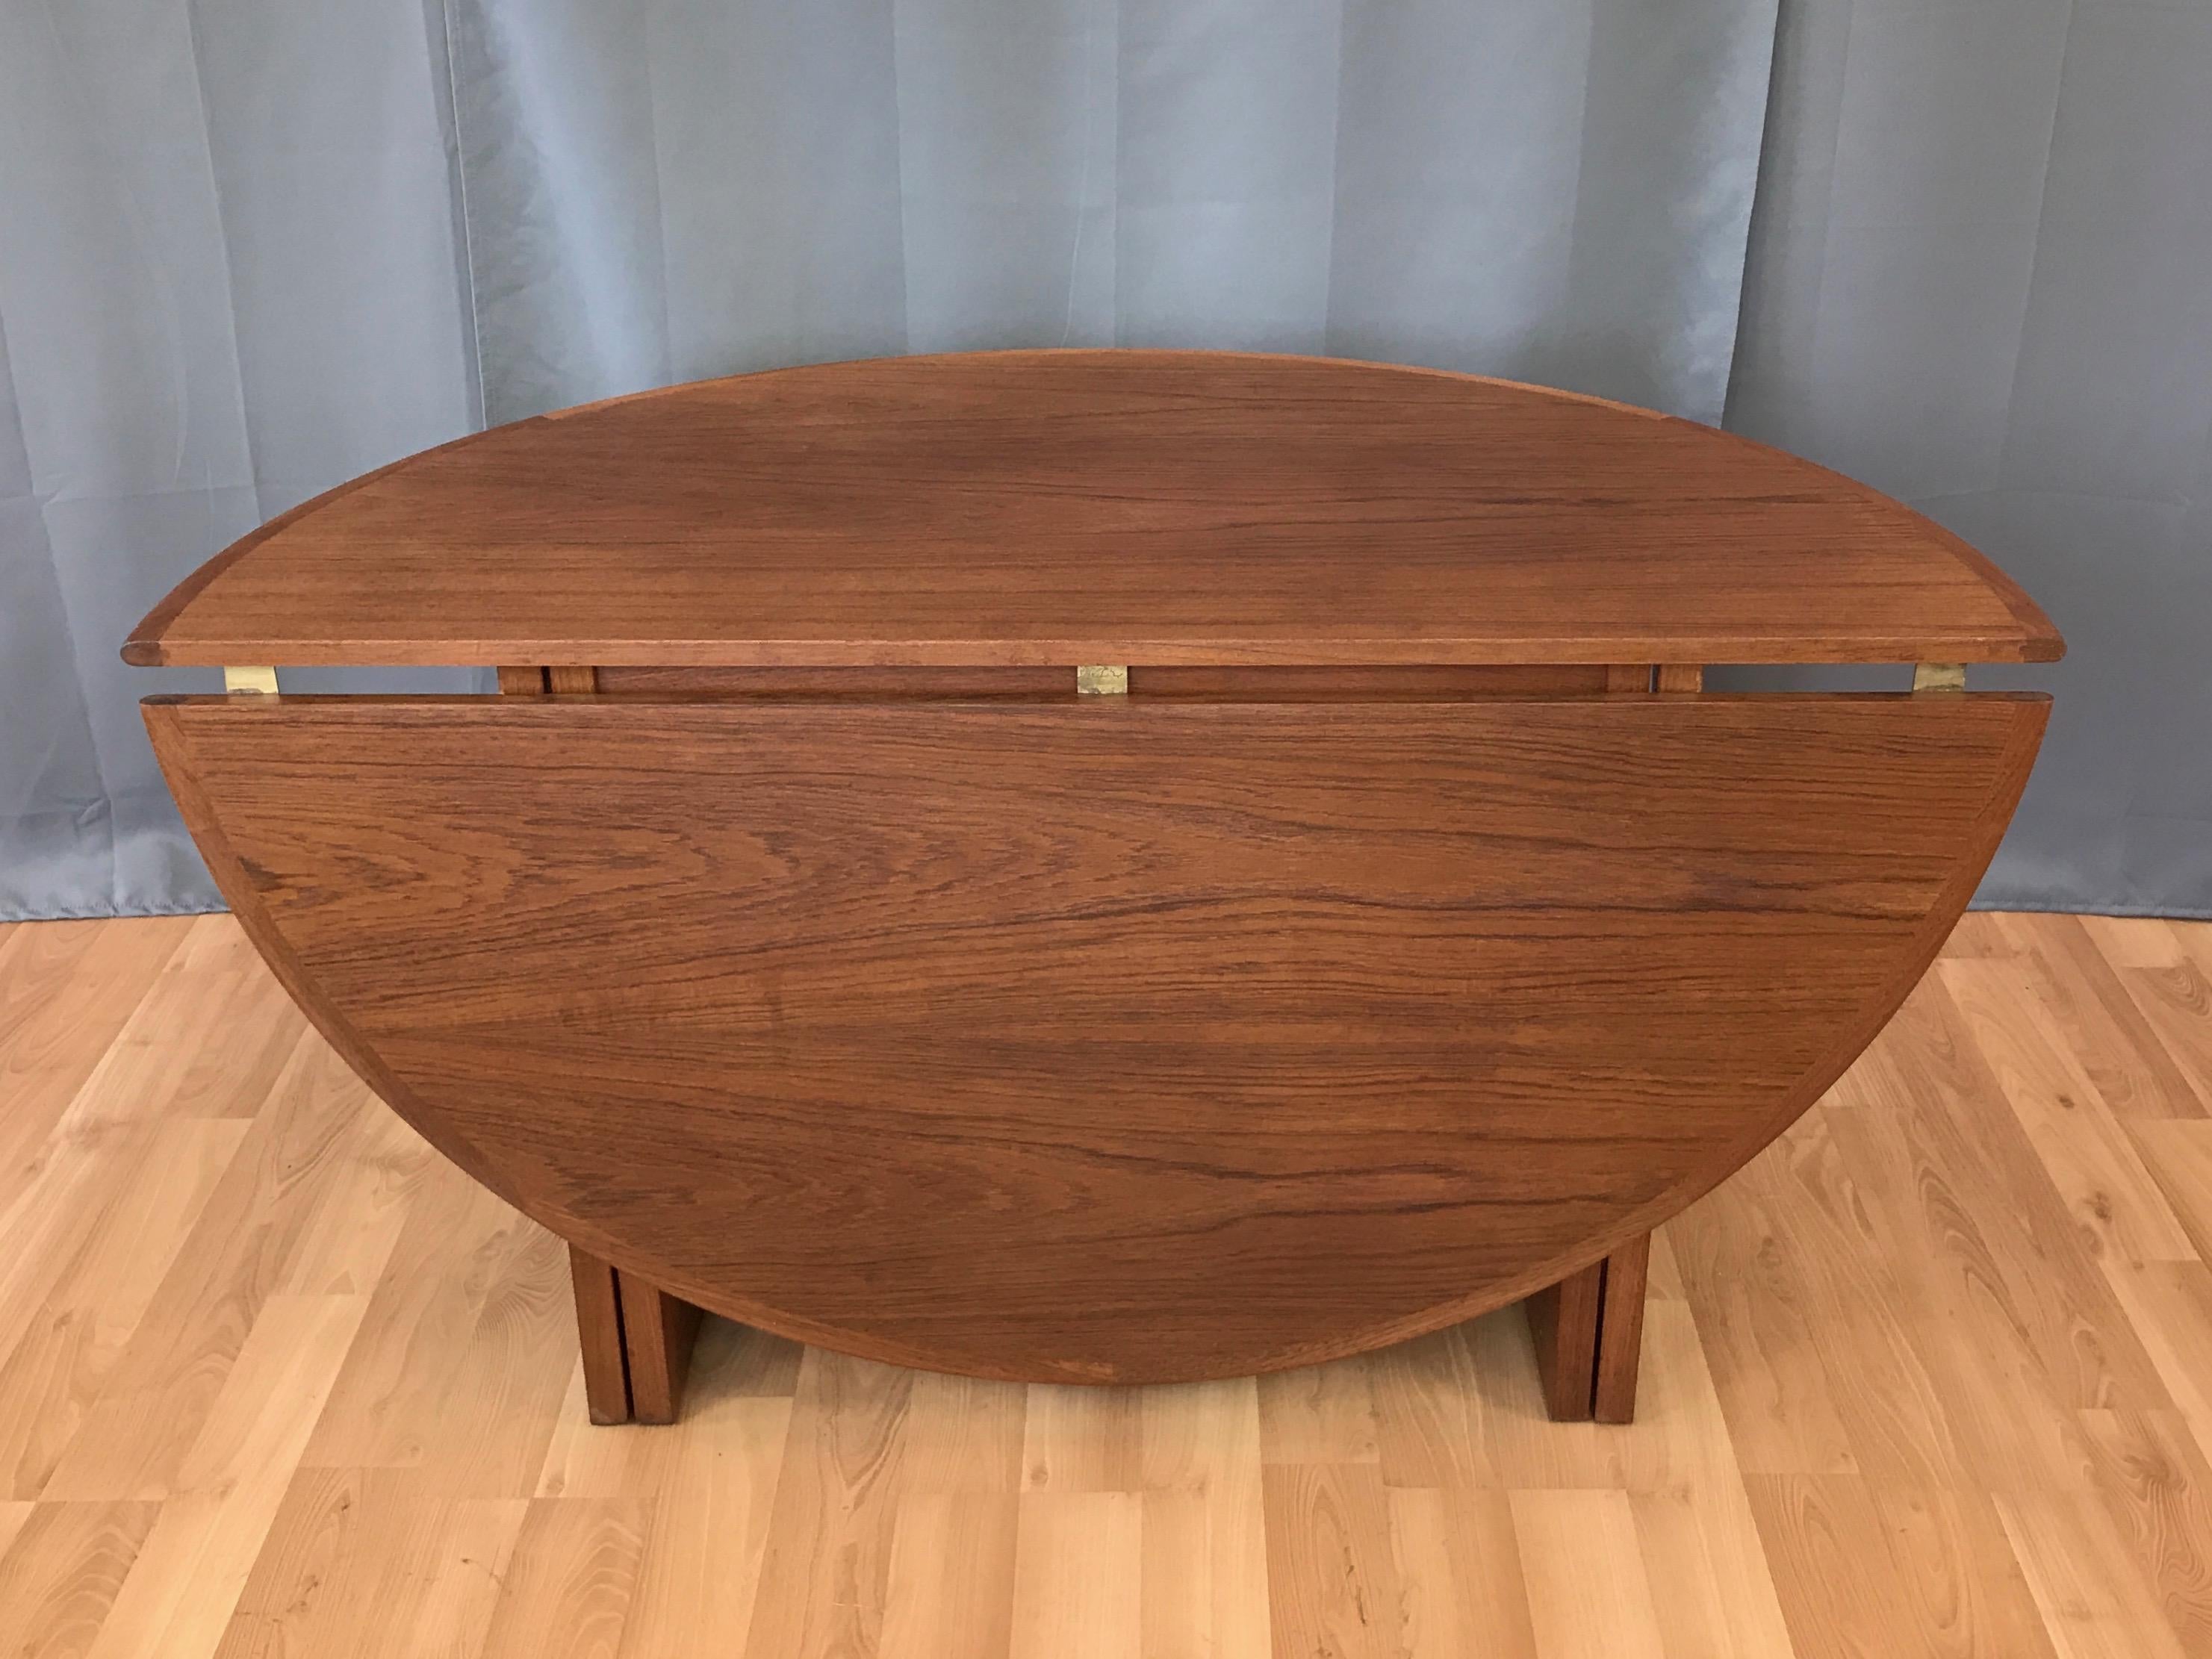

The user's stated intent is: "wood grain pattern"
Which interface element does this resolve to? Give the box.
[143,691,2044,1384]
[122,351,2063,669]
[1518,658,1673,1422]
[503,659,703,1437]
[5,911,2212,1652]
[1262,1463,1404,1659]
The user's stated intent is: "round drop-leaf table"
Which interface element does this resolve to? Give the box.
[127,350,2061,1425]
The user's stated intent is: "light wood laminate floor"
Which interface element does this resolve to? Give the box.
[1,910,2209,1657]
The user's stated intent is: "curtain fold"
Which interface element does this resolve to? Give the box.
[4,0,2201,918]
[1726,0,2212,915]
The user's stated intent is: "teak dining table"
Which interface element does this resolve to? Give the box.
[126,349,2063,1427]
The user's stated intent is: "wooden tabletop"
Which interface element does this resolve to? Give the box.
[125,350,2061,668]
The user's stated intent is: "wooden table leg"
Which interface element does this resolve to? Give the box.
[618,1269,704,1425]
[1526,1257,1603,1421]
[1525,1232,1651,1422]
[1592,1233,1650,1423]
[568,1245,633,1424]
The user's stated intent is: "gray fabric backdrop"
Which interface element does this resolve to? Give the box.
[1,0,2204,920]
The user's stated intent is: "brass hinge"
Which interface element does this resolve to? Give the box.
[223,666,279,695]
[1912,662,1966,694]
[1075,664,1128,696]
